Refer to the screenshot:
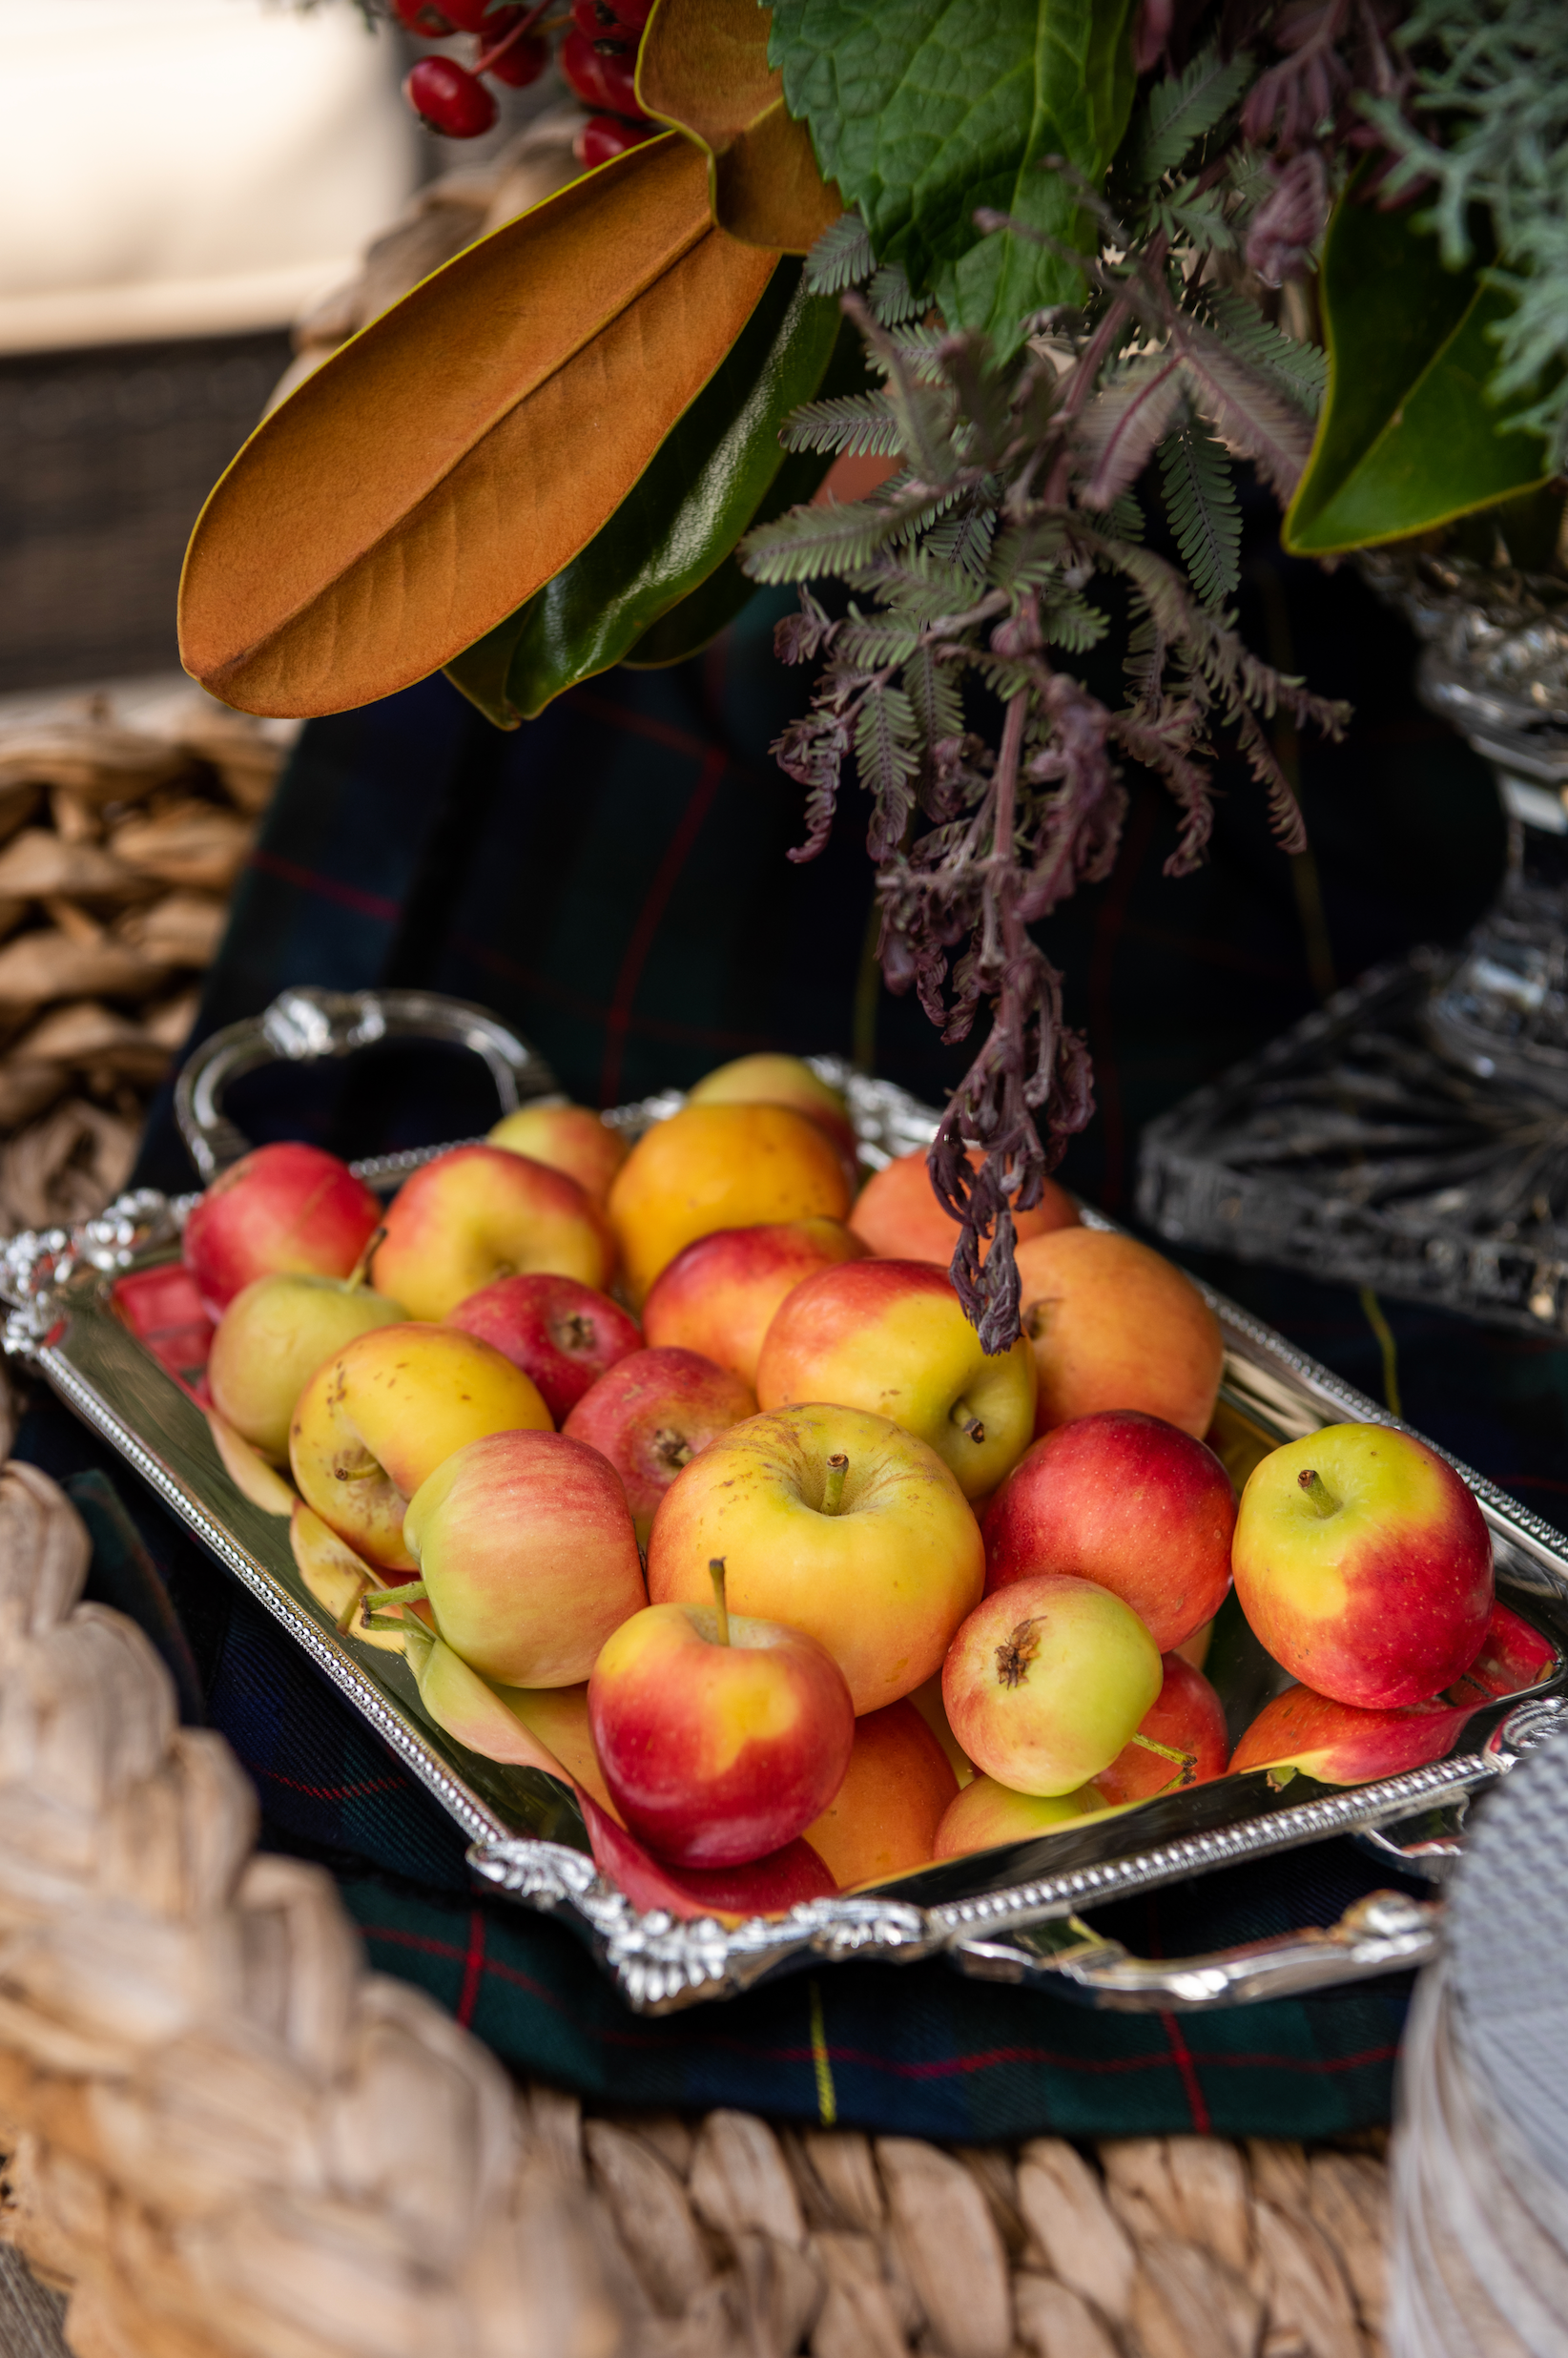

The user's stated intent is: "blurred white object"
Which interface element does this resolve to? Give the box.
[0,0,418,353]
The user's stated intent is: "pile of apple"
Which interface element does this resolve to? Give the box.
[178,1052,1555,1921]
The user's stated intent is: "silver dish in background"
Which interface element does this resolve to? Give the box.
[2,985,1565,2016]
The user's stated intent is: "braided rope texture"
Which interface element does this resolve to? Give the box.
[0,1462,1389,2358]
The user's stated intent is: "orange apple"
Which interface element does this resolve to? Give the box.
[942,1573,1163,1795]
[398,1428,646,1686]
[802,1699,959,1889]
[444,1272,642,1421]
[648,1402,983,1713]
[183,1140,383,1315]
[1014,1227,1224,1439]
[588,1583,855,1866]
[754,1258,1036,1500]
[851,1146,1079,1266]
[562,1347,756,1543]
[207,1270,405,1462]
[1093,1653,1229,1806]
[686,1052,857,1170]
[488,1101,628,1206]
[289,1322,550,1570]
[607,1102,852,1306]
[371,1144,613,1319]
[934,1775,1106,1861]
[1231,1422,1493,1708]
[980,1410,1235,1651]
[641,1216,865,1385]
[580,1792,836,1921]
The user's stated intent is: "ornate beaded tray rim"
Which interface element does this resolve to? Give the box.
[3,999,1566,2017]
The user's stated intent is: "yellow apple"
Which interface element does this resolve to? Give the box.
[607,1102,852,1306]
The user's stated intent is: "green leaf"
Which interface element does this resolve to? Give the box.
[444,261,856,725]
[1159,422,1241,607]
[1283,168,1553,558]
[769,0,1141,356]
[1129,42,1252,186]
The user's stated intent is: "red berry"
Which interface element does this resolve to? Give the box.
[573,113,655,168]
[392,0,457,31]
[477,7,548,84]
[404,55,498,137]
[559,25,647,118]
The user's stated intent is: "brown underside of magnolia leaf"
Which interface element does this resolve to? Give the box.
[178,134,774,718]
[637,0,782,149]
[713,105,843,253]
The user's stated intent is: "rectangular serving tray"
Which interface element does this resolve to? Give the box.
[5,989,1565,2016]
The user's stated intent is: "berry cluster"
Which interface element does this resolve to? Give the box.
[395,0,655,166]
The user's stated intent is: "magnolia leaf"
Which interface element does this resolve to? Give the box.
[445,263,861,721]
[769,0,1140,355]
[639,0,842,253]
[1283,169,1552,557]
[178,135,776,717]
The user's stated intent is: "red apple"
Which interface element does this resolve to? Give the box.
[1093,1652,1229,1806]
[981,1411,1235,1652]
[1229,1683,1475,1785]
[183,1141,383,1315]
[642,1217,866,1387]
[445,1272,642,1421]
[942,1573,1164,1795]
[1232,1422,1494,1708]
[562,1347,756,1543]
[934,1775,1106,1860]
[850,1146,1078,1266]
[1453,1598,1558,1699]
[588,1579,855,1866]
[648,1402,984,1714]
[371,1144,613,1319]
[755,1258,1037,1500]
[801,1698,959,1890]
[581,1793,836,1921]
[398,1428,647,1685]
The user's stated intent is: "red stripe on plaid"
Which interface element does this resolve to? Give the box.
[254,1766,403,1801]
[599,746,728,1106]
[463,942,779,1056]
[573,692,725,768]
[247,848,402,924]
[1160,2012,1211,2134]
[457,1909,486,2029]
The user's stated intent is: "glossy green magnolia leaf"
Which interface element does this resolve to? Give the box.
[768,0,1140,354]
[1283,175,1553,558]
[445,259,857,723]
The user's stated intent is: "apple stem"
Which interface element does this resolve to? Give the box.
[361,1581,427,1618]
[821,1453,849,1516]
[1128,1731,1198,1786]
[345,1226,387,1293]
[951,1399,986,1444]
[709,1558,731,1646]
[1296,1466,1339,1517]
[336,1460,386,1483]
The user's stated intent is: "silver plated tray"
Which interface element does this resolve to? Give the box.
[4,984,1567,2017]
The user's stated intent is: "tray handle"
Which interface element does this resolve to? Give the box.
[175,986,558,1182]
[949,1889,1438,2011]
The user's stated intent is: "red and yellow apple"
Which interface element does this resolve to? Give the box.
[642,1216,865,1386]
[1454,1598,1558,1699]
[1014,1228,1224,1439]
[445,1272,642,1422]
[562,1347,756,1543]
[802,1698,959,1889]
[980,1410,1235,1651]
[400,1428,646,1686]
[942,1572,1164,1795]
[1231,1422,1494,1707]
[488,1101,628,1206]
[580,1792,836,1922]
[851,1146,1078,1266]
[1094,1652,1229,1806]
[755,1259,1037,1500]
[648,1402,983,1713]
[183,1140,383,1314]
[371,1144,613,1318]
[289,1322,551,1570]
[290,1501,422,1658]
[607,1102,852,1306]
[686,1052,857,1172]
[934,1775,1106,1861]
[1228,1683,1474,1786]
[588,1588,855,1866]
[208,1270,405,1462]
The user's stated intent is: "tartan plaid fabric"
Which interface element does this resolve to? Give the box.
[17,507,1568,2137]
